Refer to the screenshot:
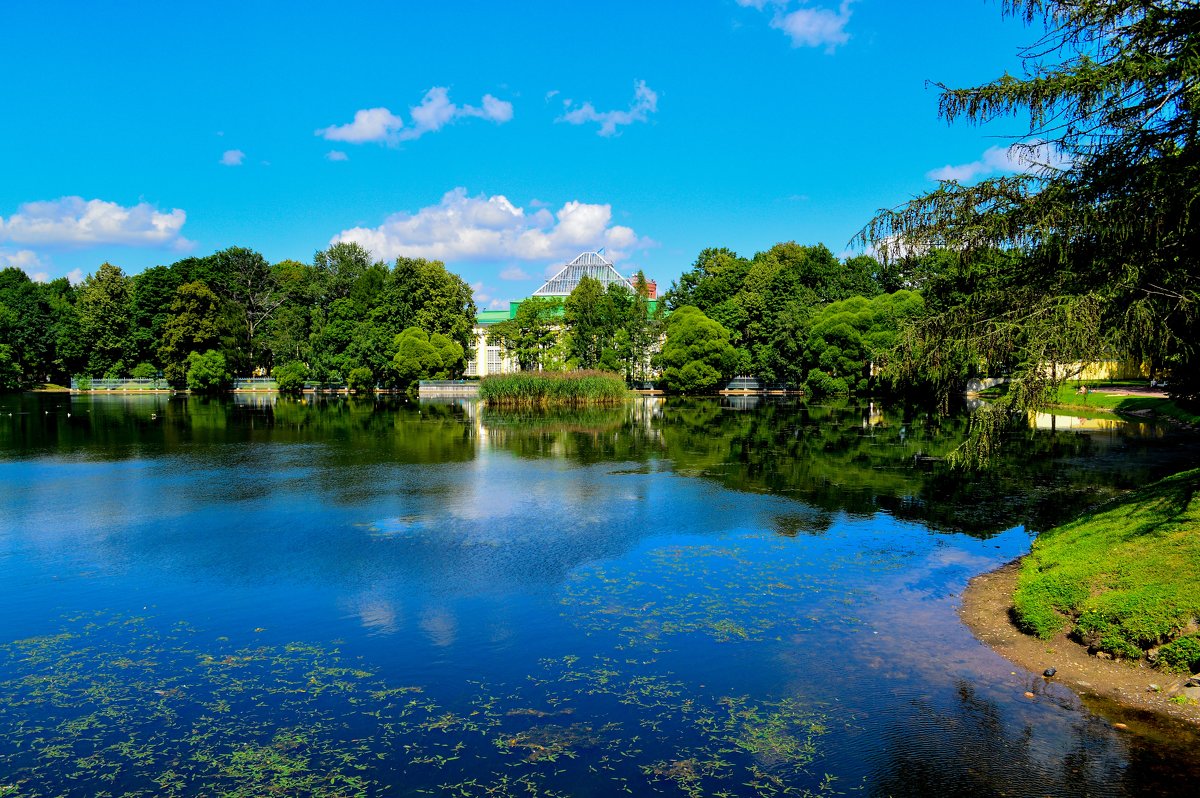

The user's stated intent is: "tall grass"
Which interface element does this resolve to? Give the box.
[479,371,628,406]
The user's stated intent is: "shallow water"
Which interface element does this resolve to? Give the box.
[0,393,1197,796]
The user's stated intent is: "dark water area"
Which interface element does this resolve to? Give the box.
[0,393,1197,797]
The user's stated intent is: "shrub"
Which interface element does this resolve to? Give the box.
[273,361,308,395]
[347,367,375,394]
[1158,635,1200,674]
[186,350,231,394]
[130,362,158,379]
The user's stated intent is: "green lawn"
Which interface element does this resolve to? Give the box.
[1013,469,1200,672]
[1050,383,1200,425]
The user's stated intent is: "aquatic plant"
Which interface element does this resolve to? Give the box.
[479,371,628,407]
[0,612,835,797]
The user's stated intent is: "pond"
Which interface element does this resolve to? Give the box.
[0,393,1197,797]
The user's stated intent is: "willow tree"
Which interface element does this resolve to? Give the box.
[858,0,1200,464]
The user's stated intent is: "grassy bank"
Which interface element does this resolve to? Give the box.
[479,371,628,407]
[1050,383,1200,425]
[1013,468,1200,673]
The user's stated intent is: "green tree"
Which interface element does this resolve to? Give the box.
[129,265,183,368]
[76,262,133,377]
[186,349,232,393]
[857,0,1200,456]
[429,333,465,377]
[347,366,375,394]
[653,305,740,394]
[487,297,563,371]
[392,327,444,389]
[0,268,50,385]
[564,276,612,369]
[273,361,309,395]
[212,246,282,374]
[801,290,926,396]
[159,282,223,387]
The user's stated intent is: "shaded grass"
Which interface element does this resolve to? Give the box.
[1013,469,1200,667]
[479,371,628,407]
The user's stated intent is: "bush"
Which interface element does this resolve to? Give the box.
[1158,634,1200,674]
[804,368,848,397]
[273,361,308,395]
[130,362,158,379]
[186,350,231,394]
[347,367,375,394]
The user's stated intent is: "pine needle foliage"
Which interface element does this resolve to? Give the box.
[857,0,1200,462]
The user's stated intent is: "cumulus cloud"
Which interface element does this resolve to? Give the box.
[471,281,492,305]
[0,249,49,282]
[737,1,856,52]
[332,188,649,264]
[0,197,190,248]
[66,268,84,285]
[316,88,513,146]
[558,80,658,137]
[499,266,530,280]
[326,150,349,162]
[220,149,245,166]
[927,140,1071,182]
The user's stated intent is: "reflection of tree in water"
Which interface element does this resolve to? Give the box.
[651,398,1194,538]
[868,681,1131,798]
[8,393,1195,538]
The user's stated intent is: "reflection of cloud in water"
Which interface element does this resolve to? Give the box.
[420,606,458,647]
[342,590,403,635]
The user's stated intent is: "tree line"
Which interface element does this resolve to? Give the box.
[0,243,475,392]
[1,237,945,397]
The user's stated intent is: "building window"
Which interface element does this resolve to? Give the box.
[486,347,503,374]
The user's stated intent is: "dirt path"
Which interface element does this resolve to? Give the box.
[959,560,1200,728]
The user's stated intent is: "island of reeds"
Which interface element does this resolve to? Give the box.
[478,371,628,407]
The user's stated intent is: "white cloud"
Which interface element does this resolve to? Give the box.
[926,140,1071,182]
[316,88,513,146]
[0,249,49,282]
[737,1,856,52]
[773,1,855,51]
[489,298,507,309]
[326,150,349,162]
[471,281,492,305]
[558,80,658,137]
[66,268,84,285]
[332,187,650,264]
[220,149,245,166]
[499,266,530,280]
[0,197,190,248]
[316,107,406,144]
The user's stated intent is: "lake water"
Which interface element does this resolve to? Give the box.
[1,393,1198,797]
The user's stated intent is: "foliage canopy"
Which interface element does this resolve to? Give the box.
[857,0,1200,461]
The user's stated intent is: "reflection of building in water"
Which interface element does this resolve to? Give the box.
[862,401,884,428]
[464,250,659,377]
[1029,411,1162,437]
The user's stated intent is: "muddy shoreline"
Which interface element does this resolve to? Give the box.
[959,560,1200,730]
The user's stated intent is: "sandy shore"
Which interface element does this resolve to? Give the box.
[959,560,1200,728]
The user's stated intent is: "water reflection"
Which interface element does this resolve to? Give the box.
[1,393,1198,796]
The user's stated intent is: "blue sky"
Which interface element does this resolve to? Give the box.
[0,0,1038,307]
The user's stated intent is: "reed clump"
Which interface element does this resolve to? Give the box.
[479,371,628,406]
